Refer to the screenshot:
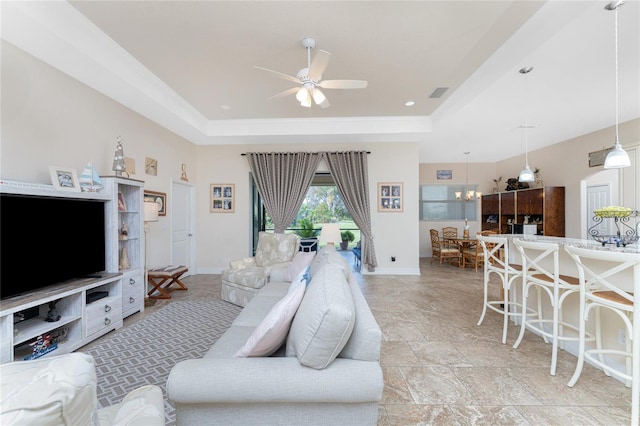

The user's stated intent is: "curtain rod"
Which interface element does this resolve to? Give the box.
[241,151,371,156]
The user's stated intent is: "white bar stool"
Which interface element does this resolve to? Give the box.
[476,234,536,344]
[565,245,640,426]
[512,239,590,376]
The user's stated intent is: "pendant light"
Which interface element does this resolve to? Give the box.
[518,66,535,183]
[464,152,474,200]
[603,0,631,169]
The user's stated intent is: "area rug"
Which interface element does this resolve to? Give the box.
[81,300,242,425]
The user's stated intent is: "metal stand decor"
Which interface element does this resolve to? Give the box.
[588,207,639,247]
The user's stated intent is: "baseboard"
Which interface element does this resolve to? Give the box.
[363,267,421,275]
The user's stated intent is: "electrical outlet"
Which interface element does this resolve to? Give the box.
[618,328,626,345]
[391,256,396,262]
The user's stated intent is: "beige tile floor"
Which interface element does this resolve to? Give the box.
[107,255,632,425]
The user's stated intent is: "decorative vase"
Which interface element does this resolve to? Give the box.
[119,247,130,270]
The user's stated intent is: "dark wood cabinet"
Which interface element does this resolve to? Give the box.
[481,187,565,236]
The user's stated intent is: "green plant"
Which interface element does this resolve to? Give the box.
[341,230,355,243]
[295,218,318,238]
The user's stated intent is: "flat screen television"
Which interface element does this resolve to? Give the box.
[1,193,106,300]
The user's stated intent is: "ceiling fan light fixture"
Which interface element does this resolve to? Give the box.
[296,86,309,103]
[300,91,312,107]
[312,87,326,105]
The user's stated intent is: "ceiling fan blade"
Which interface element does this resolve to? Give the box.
[319,79,368,89]
[254,66,300,84]
[308,50,331,81]
[268,87,299,101]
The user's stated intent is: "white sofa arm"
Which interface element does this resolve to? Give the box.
[229,257,256,270]
[167,357,382,404]
[96,385,165,426]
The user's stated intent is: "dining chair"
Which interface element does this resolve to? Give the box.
[512,239,589,376]
[476,234,536,344]
[429,229,461,266]
[442,226,458,240]
[564,245,640,426]
[461,236,483,272]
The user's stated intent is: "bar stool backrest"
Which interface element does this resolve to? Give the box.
[565,245,640,303]
[477,234,512,273]
[513,239,560,283]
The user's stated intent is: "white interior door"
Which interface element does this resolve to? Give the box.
[171,180,195,276]
[587,184,611,236]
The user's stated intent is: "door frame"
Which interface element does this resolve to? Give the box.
[170,179,196,274]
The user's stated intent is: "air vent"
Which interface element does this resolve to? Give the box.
[429,87,449,99]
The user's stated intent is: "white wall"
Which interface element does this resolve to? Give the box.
[496,120,640,238]
[418,162,497,257]
[2,41,420,276]
[1,41,197,268]
[194,142,420,275]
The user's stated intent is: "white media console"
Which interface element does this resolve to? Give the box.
[0,177,145,363]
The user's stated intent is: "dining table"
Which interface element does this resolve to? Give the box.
[443,236,478,268]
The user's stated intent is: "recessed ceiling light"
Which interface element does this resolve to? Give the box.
[405,101,415,107]
[220,105,231,110]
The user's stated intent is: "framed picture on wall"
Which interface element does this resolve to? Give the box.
[210,184,234,213]
[143,190,167,216]
[378,182,403,212]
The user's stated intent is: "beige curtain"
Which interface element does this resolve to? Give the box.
[324,151,377,271]
[246,152,323,233]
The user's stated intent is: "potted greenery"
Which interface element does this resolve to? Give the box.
[340,230,355,251]
[296,218,319,251]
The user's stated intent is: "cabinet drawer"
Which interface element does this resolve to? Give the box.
[122,273,143,317]
[85,296,122,336]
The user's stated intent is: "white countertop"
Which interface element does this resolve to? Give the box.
[500,234,640,254]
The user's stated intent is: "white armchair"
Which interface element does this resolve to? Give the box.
[0,352,165,425]
[221,231,301,307]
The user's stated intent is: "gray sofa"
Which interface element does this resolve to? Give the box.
[166,245,383,425]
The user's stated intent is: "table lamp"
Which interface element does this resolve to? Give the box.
[318,223,341,247]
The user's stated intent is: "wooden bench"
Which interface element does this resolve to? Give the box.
[147,265,189,299]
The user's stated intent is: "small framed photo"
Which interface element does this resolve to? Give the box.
[49,166,80,192]
[378,182,403,212]
[143,190,167,216]
[117,192,127,212]
[437,169,452,180]
[210,184,234,213]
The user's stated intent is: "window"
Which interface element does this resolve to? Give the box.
[420,184,478,221]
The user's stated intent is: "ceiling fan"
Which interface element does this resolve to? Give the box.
[255,37,368,108]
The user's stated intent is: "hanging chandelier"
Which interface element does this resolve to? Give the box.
[455,152,477,201]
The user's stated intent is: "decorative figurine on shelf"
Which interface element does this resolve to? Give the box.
[119,247,130,270]
[533,168,542,187]
[119,223,129,240]
[492,176,502,193]
[524,215,531,224]
[45,300,61,322]
[112,136,127,177]
[181,163,189,181]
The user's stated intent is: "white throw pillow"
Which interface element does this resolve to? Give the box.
[234,276,306,357]
[286,264,355,369]
[286,251,316,282]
